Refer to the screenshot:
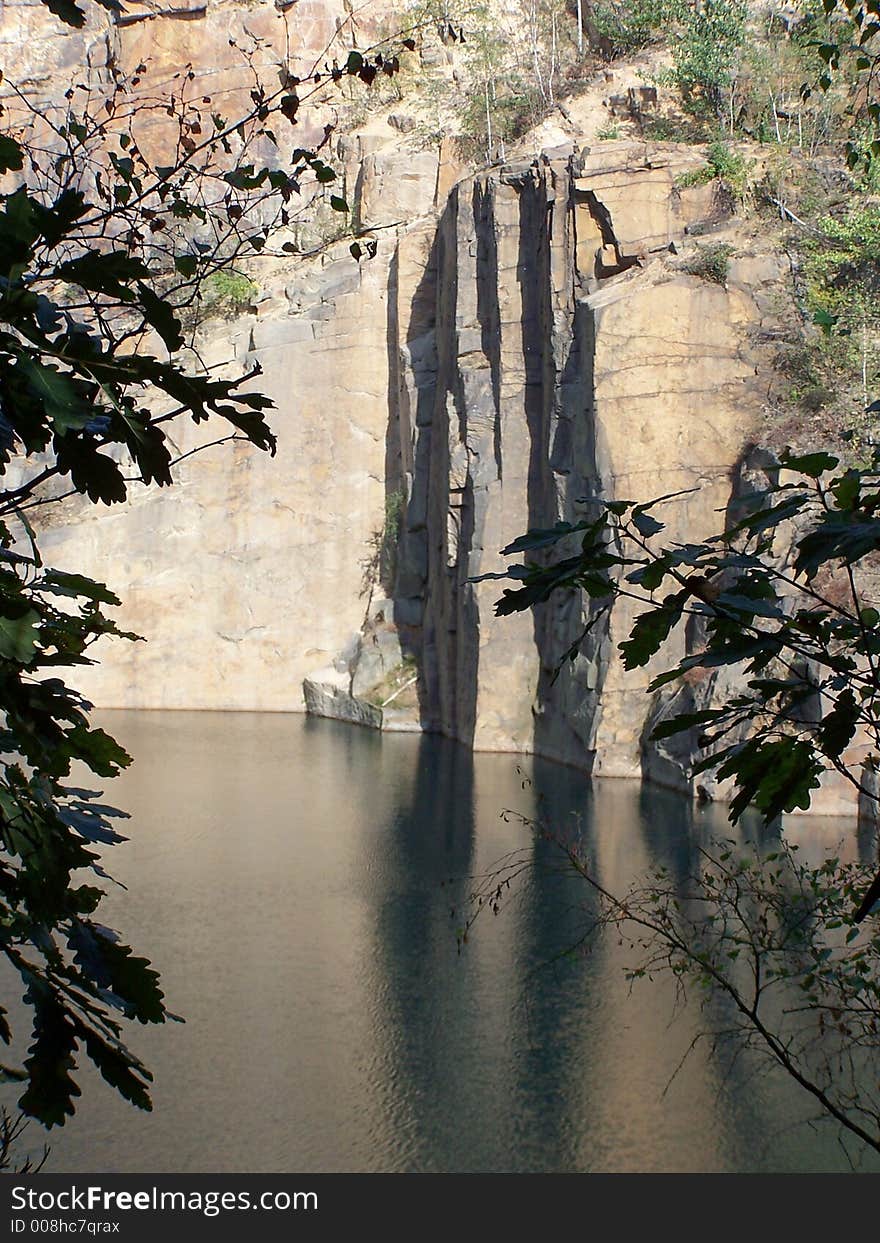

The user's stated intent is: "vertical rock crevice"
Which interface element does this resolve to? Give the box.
[383,144,797,797]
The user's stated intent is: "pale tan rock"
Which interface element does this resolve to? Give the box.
[356,149,444,229]
[302,670,382,729]
[39,226,409,713]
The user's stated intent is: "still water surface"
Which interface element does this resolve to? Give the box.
[6,710,878,1173]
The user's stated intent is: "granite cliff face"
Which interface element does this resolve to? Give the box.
[10,1,860,813]
[36,134,789,776]
[377,143,782,776]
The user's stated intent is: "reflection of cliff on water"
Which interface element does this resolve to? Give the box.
[15,712,876,1173]
[504,770,757,1172]
[361,744,878,1171]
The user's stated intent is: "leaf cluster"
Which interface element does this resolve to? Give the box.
[0,532,172,1124]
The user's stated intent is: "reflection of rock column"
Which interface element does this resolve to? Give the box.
[500,774,776,1172]
[359,739,768,1172]
[566,783,721,1170]
[457,752,590,1168]
[553,784,824,1170]
[358,734,481,1169]
[499,758,603,1170]
[359,741,597,1170]
[65,712,441,1173]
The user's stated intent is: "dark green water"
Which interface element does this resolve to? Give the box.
[3,710,878,1172]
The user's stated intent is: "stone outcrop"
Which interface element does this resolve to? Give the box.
[385,144,774,775]
[0,0,378,109]
[0,0,389,187]
[302,670,383,730]
[318,139,870,819]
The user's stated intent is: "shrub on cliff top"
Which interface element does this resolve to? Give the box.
[587,0,676,60]
[680,240,735,284]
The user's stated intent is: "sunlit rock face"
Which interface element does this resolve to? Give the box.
[0,0,376,102]
[10,3,855,814]
[35,135,450,715]
[0,0,385,166]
